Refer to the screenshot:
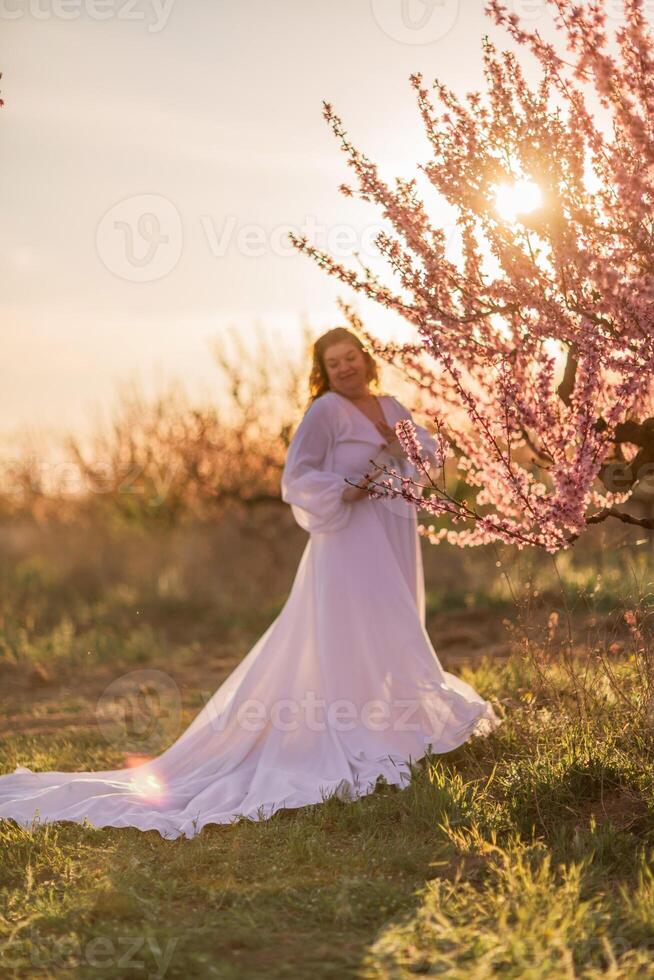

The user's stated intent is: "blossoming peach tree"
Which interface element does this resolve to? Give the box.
[292,0,654,553]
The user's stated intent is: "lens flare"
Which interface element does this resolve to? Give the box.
[494,180,542,222]
[130,770,164,799]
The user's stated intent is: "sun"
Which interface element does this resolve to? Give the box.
[494,179,542,222]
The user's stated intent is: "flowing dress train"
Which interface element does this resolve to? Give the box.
[0,391,501,838]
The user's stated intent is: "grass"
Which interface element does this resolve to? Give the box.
[2,534,654,976]
[3,643,654,977]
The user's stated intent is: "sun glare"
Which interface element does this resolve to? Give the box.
[130,770,164,799]
[494,180,542,222]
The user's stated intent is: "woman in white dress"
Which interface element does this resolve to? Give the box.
[0,328,501,839]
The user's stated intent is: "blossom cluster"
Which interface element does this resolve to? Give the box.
[292,1,654,551]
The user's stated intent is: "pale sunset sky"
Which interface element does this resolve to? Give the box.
[1,0,644,444]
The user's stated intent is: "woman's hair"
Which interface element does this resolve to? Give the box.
[308,327,380,401]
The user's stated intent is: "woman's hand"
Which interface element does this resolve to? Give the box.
[341,420,406,503]
[374,420,406,460]
[342,460,384,502]
[342,483,369,502]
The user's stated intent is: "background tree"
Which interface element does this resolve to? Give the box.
[293,0,654,553]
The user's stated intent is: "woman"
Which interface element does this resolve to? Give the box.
[0,328,500,839]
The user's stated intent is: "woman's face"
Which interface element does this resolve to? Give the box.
[323,342,370,398]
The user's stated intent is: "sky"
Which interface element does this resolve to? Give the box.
[0,0,645,444]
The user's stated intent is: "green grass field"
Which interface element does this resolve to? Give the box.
[2,523,654,977]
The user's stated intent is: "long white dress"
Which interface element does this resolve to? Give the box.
[0,391,501,839]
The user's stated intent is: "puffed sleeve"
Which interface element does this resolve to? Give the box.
[388,397,439,481]
[281,397,353,534]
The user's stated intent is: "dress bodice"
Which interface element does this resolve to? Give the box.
[281,390,437,535]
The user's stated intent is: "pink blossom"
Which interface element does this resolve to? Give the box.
[292,2,654,551]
